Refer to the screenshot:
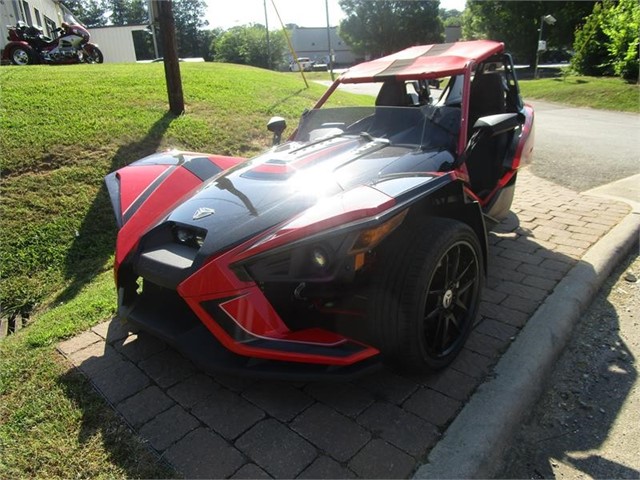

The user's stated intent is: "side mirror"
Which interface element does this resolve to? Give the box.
[454,113,522,168]
[267,116,287,146]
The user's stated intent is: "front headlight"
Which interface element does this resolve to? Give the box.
[173,225,206,248]
[236,210,408,283]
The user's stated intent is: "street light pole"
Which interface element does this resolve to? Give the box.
[533,14,556,79]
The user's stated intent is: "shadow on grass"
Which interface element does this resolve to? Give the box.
[265,88,306,114]
[55,112,177,305]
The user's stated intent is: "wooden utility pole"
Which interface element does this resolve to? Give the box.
[153,0,184,115]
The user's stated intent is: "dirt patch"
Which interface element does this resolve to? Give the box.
[497,251,640,478]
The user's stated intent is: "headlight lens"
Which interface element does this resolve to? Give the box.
[173,226,206,248]
[311,246,330,269]
[239,209,409,283]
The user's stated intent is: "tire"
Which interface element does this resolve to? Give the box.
[368,217,484,372]
[10,45,36,66]
[84,46,103,64]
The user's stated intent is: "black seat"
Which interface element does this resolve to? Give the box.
[375,81,412,107]
[465,73,508,195]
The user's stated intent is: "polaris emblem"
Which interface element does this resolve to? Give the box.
[193,207,215,220]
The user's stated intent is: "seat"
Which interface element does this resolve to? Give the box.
[465,73,508,195]
[375,81,412,107]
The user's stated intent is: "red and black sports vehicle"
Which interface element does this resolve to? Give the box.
[106,41,534,379]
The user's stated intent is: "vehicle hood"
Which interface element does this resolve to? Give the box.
[163,135,452,258]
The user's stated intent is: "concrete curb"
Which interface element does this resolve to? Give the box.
[414,208,640,479]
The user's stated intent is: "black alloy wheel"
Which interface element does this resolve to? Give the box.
[369,217,483,371]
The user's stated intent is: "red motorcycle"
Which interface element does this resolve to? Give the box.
[2,21,103,65]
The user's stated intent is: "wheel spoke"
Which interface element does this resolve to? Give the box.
[450,245,461,282]
[458,277,476,296]
[442,251,451,286]
[454,258,475,284]
[455,298,468,313]
[425,306,442,322]
[433,312,447,350]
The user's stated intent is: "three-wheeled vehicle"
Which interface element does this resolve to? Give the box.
[106,40,534,379]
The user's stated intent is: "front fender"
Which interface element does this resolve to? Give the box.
[105,150,245,265]
[1,41,31,61]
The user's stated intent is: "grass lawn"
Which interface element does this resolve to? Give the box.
[0,63,635,477]
[519,75,640,113]
[0,62,369,478]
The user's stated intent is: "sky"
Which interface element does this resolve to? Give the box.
[205,0,466,30]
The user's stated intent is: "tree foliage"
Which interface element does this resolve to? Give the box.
[440,8,462,27]
[570,2,612,76]
[62,0,108,27]
[599,0,639,80]
[107,0,147,24]
[171,0,209,58]
[462,1,594,65]
[338,0,443,58]
[214,24,286,70]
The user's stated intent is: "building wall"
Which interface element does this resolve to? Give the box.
[1,0,60,54]
[289,26,358,67]
[445,26,462,43]
[88,25,146,63]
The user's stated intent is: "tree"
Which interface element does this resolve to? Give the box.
[571,2,612,76]
[462,1,595,65]
[202,28,224,61]
[62,0,108,27]
[107,0,147,25]
[338,0,444,58]
[214,24,286,69]
[440,8,462,27]
[573,0,639,80]
[172,0,209,57]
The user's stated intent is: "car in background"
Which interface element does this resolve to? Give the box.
[289,57,313,72]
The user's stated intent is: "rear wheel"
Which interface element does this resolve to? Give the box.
[369,218,483,371]
[10,45,35,65]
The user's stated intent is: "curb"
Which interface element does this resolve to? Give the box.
[414,206,640,479]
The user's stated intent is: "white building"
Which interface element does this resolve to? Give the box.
[87,24,148,63]
[289,26,358,67]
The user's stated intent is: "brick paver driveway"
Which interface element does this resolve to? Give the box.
[58,169,629,478]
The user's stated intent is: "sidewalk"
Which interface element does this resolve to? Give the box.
[57,168,638,478]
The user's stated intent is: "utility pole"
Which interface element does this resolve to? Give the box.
[154,0,184,115]
[325,0,334,80]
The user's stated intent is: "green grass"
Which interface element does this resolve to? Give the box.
[519,75,640,113]
[0,62,368,478]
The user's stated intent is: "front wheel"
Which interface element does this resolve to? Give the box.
[10,45,36,65]
[84,46,103,64]
[368,218,484,372]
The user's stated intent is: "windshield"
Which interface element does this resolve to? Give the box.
[293,105,460,153]
[60,3,85,26]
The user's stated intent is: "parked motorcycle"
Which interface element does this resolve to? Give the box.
[2,21,103,66]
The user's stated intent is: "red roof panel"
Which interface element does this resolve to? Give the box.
[339,40,504,83]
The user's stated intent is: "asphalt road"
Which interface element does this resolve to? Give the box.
[529,100,640,192]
